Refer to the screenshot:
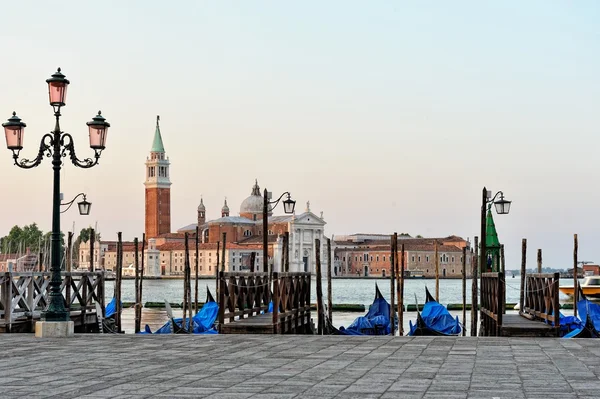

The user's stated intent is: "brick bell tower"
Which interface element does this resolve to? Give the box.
[145,115,171,239]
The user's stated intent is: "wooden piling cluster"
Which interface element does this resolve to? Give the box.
[573,234,578,318]
[461,246,466,336]
[389,233,396,335]
[134,237,140,333]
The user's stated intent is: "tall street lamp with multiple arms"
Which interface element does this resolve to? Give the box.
[3,68,110,325]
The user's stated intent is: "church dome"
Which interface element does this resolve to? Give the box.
[197,197,205,212]
[240,180,264,215]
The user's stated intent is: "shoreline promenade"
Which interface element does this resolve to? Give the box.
[0,335,598,398]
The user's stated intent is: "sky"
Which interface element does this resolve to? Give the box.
[0,1,599,270]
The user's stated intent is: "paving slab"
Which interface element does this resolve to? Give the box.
[0,335,599,398]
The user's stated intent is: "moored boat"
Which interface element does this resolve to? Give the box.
[563,286,600,338]
[141,287,218,334]
[335,284,395,335]
[559,276,600,298]
[408,287,461,336]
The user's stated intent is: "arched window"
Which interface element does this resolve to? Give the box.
[243,230,252,237]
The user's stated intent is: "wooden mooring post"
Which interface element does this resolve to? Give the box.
[573,234,578,318]
[195,226,199,313]
[327,238,333,323]
[250,252,256,273]
[435,240,439,301]
[221,233,226,273]
[134,237,140,334]
[315,239,324,335]
[519,239,527,315]
[500,244,505,315]
[389,233,396,336]
[115,232,123,333]
[90,228,95,272]
[215,241,220,300]
[140,233,145,327]
[186,232,192,330]
[471,236,478,336]
[537,249,542,273]
[285,232,290,272]
[461,246,466,336]
[398,243,405,336]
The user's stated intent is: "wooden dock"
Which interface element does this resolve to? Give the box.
[0,271,105,333]
[481,272,560,337]
[218,271,312,334]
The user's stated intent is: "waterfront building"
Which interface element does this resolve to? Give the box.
[178,180,328,273]
[333,234,472,278]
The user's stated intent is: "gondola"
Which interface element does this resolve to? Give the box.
[141,287,219,334]
[564,285,600,338]
[408,287,461,336]
[335,284,395,336]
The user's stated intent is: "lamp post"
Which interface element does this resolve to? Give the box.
[60,193,92,215]
[479,187,511,275]
[263,189,296,280]
[3,68,109,325]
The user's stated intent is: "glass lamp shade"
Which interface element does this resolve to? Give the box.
[87,111,110,150]
[494,197,511,215]
[46,68,70,106]
[283,195,296,214]
[77,199,92,216]
[2,112,26,150]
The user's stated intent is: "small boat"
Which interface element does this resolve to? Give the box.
[408,287,461,336]
[335,284,395,335]
[563,286,600,338]
[559,276,600,298]
[141,287,219,334]
[560,286,600,338]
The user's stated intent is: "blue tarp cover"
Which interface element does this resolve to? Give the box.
[141,301,219,335]
[563,299,600,338]
[408,300,461,336]
[105,297,118,318]
[339,286,394,335]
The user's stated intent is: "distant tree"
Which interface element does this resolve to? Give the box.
[416,234,423,238]
[0,223,45,254]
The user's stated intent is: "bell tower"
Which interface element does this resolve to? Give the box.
[145,115,171,239]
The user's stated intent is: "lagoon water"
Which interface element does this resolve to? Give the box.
[109,277,574,334]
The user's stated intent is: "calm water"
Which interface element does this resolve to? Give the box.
[108,277,574,334]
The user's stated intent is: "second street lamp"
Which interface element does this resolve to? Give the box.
[479,187,511,274]
[263,190,296,285]
[3,68,109,332]
[60,193,92,215]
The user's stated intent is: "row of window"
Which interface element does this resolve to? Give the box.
[346,254,463,263]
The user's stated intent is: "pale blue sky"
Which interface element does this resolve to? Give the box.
[1,1,599,270]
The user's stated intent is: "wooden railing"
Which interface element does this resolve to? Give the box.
[218,272,270,330]
[0,272,105,332]
[272,272,311,334]
[480,272,504,336]
[523,272,560,330]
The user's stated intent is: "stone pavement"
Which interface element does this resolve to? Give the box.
[0,335,599,398]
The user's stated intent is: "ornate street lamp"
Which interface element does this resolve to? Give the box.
[60,193,92,215]
[263,189,296,285]
[3,68,109,328]
[480,187,511,275]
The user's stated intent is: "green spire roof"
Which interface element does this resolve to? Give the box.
[485,209,501,249]
[151,115,165,153]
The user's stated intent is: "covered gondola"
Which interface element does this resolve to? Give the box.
[408,287,461,336]
[335,284,395,335]
[563,285,600,338]
[141,287,219,335]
